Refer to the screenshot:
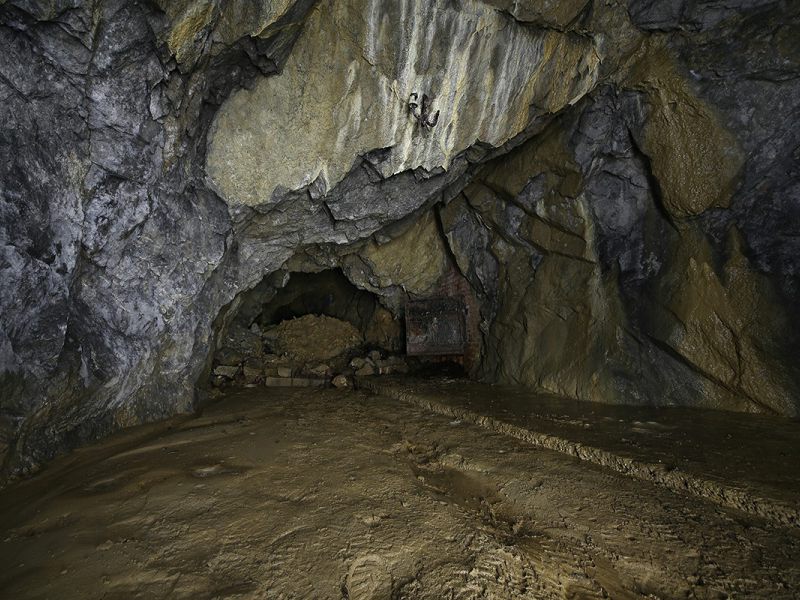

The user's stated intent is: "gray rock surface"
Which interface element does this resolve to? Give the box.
[1,0,799,479]
[0,0,320,475]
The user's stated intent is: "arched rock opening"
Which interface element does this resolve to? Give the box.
[209,268,407,388]
[205,241,481,391]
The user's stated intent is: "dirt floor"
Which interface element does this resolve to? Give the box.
[362,378,800,527]
[1,388,799,599]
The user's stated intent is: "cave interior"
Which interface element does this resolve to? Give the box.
[1,0,800,597]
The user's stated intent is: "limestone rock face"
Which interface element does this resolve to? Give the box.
[0,0,320,476]
[656,233,795,415]
[628,44,744,217]
[482,0,590,29]
[155,0,300,67]
[359,210,449,296]
[1,0,799,480]
[206,0,600,206]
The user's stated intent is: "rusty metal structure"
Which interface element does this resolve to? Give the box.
[405,297,466,356]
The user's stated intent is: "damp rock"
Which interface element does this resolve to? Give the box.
[375,358,409,375]
[220,324,264,358]
[242,366,263,385]
[214,348,245,368]
[308,364,331,377]
[355,364,376,377]
[332,374,352,389]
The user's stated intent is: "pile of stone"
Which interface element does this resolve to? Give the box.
[210,314,409,390]
[331,350,410,389]
[349,351,409,377]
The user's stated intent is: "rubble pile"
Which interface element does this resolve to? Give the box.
[210,314,409,389]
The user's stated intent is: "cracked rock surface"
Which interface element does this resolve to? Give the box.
[1,0,800,478]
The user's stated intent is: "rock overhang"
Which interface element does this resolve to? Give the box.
[205,0,601,208]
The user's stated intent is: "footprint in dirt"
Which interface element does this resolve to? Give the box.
[454,547,540,600]
[344,554,392,600]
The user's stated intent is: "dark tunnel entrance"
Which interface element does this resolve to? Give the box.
[208,268,470,390]
[255,269,397,339]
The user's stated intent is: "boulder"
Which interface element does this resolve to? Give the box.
[355,364,375,377]
[213,365,239,379]
[332,374,352,389]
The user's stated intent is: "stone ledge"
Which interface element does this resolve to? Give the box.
[361,378,800,530]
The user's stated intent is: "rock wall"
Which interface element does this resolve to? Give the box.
[1,0,798,478]
[0,0,323,475]
[440,2,800,414]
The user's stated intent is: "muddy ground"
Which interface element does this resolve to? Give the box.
[1,388,798,599]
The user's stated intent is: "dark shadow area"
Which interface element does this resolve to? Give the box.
[410,359,466,378]
[255,269,388,335]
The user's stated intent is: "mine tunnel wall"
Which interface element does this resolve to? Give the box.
[1,0,800,479]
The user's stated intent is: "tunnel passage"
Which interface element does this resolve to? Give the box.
[208,269,406,389]
[208,265,477,389]
[254,269,396,339]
